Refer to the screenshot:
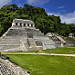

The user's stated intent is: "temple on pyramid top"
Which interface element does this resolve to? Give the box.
[12,19,35,28]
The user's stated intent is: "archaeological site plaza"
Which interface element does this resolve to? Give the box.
[0,19,72,51]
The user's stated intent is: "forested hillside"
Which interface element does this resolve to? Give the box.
[0,4,75,36]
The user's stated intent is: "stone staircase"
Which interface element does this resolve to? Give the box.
[35,37,56,49]
[51,36,61,47]
[28,38,36,47]
[0,36,20,50]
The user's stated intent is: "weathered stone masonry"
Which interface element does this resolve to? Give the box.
[0,53,30,75]
[0,19,56,51]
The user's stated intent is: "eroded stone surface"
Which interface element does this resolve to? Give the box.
[0,54,30,75]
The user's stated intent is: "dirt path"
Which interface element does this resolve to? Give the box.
[3,53,75,57]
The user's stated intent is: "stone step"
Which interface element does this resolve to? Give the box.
[0,47,20,51]
[34,37,56,49]
[28,46,43,51]
[55,41,61,43]
[0,40,20,44]
[34,30,44,36]
[28,38,36,47]
[35,37,55,44]
[2,36,26,39]
[5,29,27,36]
[35,41,43,46]
[0,45,20,50]
[26,28,44,37]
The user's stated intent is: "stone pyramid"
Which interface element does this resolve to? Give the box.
[0,19,56,51]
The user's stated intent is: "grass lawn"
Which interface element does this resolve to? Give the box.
[6,54,75,75]
[39,47,75,54]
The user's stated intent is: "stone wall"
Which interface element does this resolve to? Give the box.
[0,54,30,75]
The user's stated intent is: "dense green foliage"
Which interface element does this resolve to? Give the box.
[6,54,75,75]
[0,4,75,36]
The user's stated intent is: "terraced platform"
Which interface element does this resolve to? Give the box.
[0,19,56,51]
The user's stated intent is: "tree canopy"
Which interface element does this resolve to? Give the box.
[0,4,75,36]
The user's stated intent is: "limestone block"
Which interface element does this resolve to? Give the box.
[28,38,36,47]
[28,46,43,51]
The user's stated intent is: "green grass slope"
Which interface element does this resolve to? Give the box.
[6,54,75,75]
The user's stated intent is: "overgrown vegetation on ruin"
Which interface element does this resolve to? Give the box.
[0,4,75,36]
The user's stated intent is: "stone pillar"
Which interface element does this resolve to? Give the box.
[18,23,20,26]
[29,24,31,27]
[26,23,28,27]
[22,23,24,28]
[33,24,35,27]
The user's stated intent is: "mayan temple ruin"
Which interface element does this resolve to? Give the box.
[0,19,58,51]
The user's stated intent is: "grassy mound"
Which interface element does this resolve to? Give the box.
[6,54,75,75]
